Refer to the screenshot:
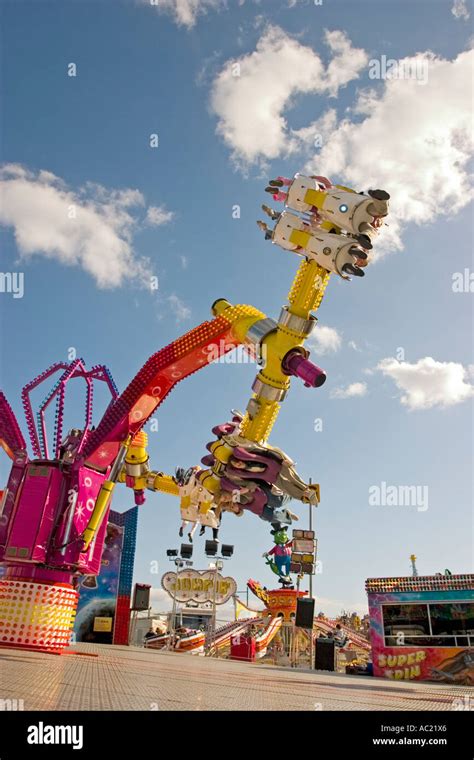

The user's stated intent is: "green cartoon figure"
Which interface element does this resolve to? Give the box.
[263,528,293,585]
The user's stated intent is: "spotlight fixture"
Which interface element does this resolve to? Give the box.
[180,543,193,560]
[205,540,219,557]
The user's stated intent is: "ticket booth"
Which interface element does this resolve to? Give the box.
[230,631,257,662]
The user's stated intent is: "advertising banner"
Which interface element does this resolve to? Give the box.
[74,522,124,643]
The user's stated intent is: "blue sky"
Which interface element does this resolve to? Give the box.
[0,0,472,616]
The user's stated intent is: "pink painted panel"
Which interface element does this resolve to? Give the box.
[31,468,64,562]
[48,465,106,572]
[5,465,60,562]
[0,462,27,556]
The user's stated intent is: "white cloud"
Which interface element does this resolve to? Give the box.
[146,205,175,226]
[376,356,474,410]
[147,0,227,28]
[324,29,369,97]
[348,340,359,351]
[290,108,338,153]
[330,382,367,399]
[305,48,474,255]
[308,324,342,354]
[210,26,367,168]
[0,164,167,289]
[150,588,173,610]
[210,29,473,251]
[452,0,470,20]
[168,293,191,321]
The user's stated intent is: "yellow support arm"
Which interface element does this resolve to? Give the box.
[82,480,115,550]
[213,260,331,445]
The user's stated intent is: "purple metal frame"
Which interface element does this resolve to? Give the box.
[21,361,119,460]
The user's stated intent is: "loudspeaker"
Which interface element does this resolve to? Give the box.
[295,597,315,628]
[315,639,336,671]
[132,583,151,611]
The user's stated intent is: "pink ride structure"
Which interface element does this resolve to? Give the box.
[0,310,241,654]
[0,361,120,653]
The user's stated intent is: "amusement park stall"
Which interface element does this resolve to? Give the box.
[366,575,474,684]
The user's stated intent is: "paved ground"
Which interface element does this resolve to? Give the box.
[0,644,471,711]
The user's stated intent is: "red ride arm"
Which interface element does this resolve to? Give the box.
[83,314,242,469]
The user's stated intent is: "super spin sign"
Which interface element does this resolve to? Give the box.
[161,570,237,605]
